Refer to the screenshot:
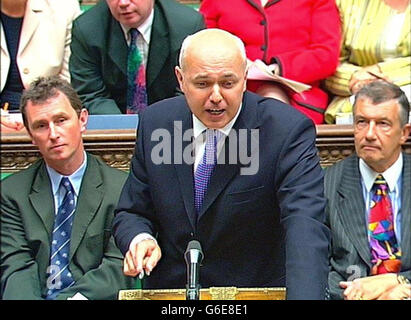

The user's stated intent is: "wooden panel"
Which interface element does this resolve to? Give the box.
[1,129,135,173]
[1,125,411,173]
[118,287,286,300]
[79,0,98,5]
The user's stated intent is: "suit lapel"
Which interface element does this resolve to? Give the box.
[146,3,169,89]
[69,155,104,261]
[108,19,128,77]
[400,154,411,269]
[18,0,43,55]
[172,108,197,230]
[29,161,55,237]
[337,156,372,269]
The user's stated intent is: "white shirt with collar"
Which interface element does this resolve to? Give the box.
[359,153,403,244]
[46,151,87,215]
[119,8,154,67]
[192,103,243,172]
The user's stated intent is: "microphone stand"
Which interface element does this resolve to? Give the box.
[185,240,203,300]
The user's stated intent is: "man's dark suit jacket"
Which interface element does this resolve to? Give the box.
[1,153,134,299]
[69,0,204,114]
[113,91,330,300]
[324,154,411,299]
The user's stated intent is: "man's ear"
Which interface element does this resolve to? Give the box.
[243,69,248,93]
[175,66,184,92]
[400,123,411,144]
[79,108,89,133]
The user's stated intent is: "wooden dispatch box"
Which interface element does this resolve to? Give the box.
[118,287,286,300]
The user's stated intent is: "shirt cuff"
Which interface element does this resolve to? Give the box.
[129,233,157,251]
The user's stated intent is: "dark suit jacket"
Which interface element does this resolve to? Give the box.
[113,91,330,299]
[69,0,204,114]
[324,154,411,300]
[0,153,134,300]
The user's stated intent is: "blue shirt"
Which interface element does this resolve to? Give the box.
[46,152,87,215]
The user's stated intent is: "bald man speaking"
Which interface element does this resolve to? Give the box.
[113,29,330,300]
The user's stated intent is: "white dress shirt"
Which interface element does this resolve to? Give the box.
[192,103,243,172]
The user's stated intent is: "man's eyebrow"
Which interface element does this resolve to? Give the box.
[193,74,209,80]
[193,72,237,80]
[355,115,392,122]
[31,112,70,126]
[51,112,69,119]
[222,72,237,77]
[31,119,45,128]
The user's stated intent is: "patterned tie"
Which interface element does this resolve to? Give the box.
[194,129,221,213]
[368,174,401,275]
[46,177,76,299]
[127,28,147,114]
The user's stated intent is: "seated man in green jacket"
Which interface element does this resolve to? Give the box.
[70,0,205,114]
[0,76,134,300]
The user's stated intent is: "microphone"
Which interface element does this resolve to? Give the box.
[184,240,204,300]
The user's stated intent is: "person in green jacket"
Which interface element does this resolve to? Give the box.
[0,76,134,300]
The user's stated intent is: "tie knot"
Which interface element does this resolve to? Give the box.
[375,174,386,182]
[205,129,223,143]
[129,28,138,42]
[201,129,224,166]
[373,174,388,194]
[60,177,74,194]
[204,129,224,150]
[205,129,215,143]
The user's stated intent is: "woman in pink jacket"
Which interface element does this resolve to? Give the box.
[200,0,341,124]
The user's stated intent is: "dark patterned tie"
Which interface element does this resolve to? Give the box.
[46,177,76,299]
[127,28,147,114]
[368,175,401,275]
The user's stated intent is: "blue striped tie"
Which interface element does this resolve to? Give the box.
[46,177,76,299]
